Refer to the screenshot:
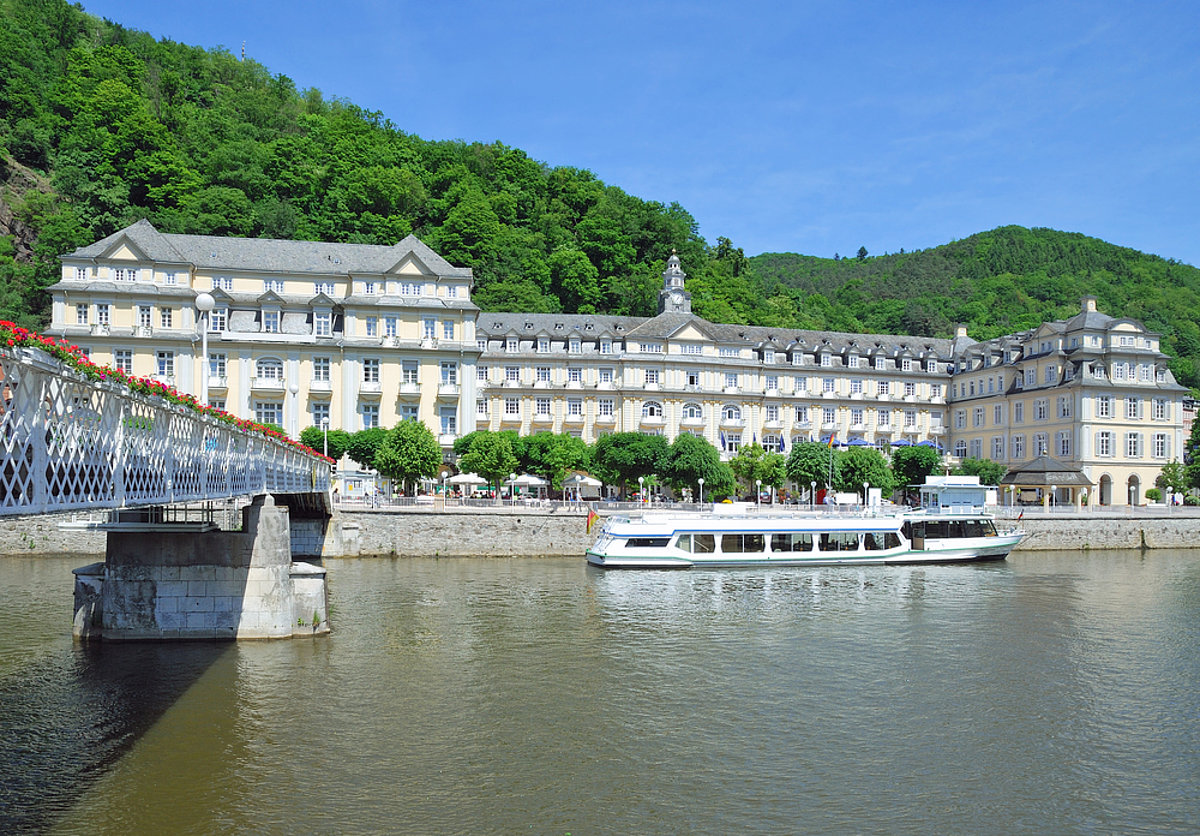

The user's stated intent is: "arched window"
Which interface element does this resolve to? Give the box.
[682,402,703,420]
[256,358,283,380]
[722,404,741,422]
[642,401,663,418]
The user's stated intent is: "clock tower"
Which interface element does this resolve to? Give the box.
[657,250,692,314]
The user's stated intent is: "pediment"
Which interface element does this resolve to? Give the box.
[387,253,434,277]
[100,237,151,263]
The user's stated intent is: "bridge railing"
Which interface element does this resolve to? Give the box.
[0,345,331,515]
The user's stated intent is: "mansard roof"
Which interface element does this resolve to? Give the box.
[63,220,473,279]
[476,312,644,338]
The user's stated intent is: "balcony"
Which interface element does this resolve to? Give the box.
[251,376,286,394]
[792,419,812,429]
[438,433,457,447]
[821,421,839,431]
[309,378,332,393]
[437,383,459,400]
[723,386,740,396]
[643,383,661,392]
[565,412,585,424]
[929,425,946,435]
[595,412,616,424]
[876,393,891,401]
[358,380,382,398]
[499,411,522,425]
[531,412,554,425]
[207,375,229,392]
[90,323,111,336]
[134,326,153,338]
[639,413,665,427]
[381,335,399,348]
[720,416,745,428]
[680,415,705,427]
[763,419,783,431]
[397,382,421,400]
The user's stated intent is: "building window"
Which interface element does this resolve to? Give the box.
[877,408,891,428]
[315,281,335,296]
[477,398,488,416]
[599,398,614,417]
[535,397,552,416]
[878,380,890,396]
[905,381,916,398]
[822,377,835,393]
[75,303,89,325]
[1057,431,1071,457]
[1012,435,1025,460]
[536,366,552,384]
[262,311,280,333]
[314,311,332,337]
[1034,399,1048,421]
[723,404,741,422]
[1033,433,1048,457]
[823,406,837,425]
[568,338,581,354]
[1096,395,1112,418]
[994,404,1003,425]
[361,403,379,430]
[795,406,809,424]
[820,353,831,367]
[850,379,863,395]
[156,351,174,378]
[973,407,985,427]
[926,359,937,373]
[969,439,983,458]
[443,320,454,340]
[1125,397,1142,420]
[645,368,659,386]
[256,358,283,380]
[477,365,489,382]
[505,365,519,383]
[1058,397,1072,418]
[1095,431,1113,457]
[535,337,549,353]
[94,304,110,326]
[1125,432,1143,458]
[1153,398,1167,421]
[264,279,284,293]
[504,397,520,416]
[440,406,457,435]
[874,356,886,370]
[1153,433,1169,459]
[138,306,152,328]
[954,440,967,458]
[993,436,1005,460]
[902,358,913,372]
[642,401,663,418]
[423,319,436,340]
[955,410,966,430]
[256,401,284,426]
[383,316,397,338]
[209,352,226,378]
[683,403,703,420]
[399,404,418,421]
[567,367,582,384]
[363,358,380,383]
[114,349,132,374]
[402,360,419,385]
[847,354,860,369]
[1014,402,1024,423]
[313,356,331,382]
[568,398,583,416]
[159,307,173,329]
[440,362,458,385]
[851,407,864,426]
[312,402,330,429]
[600,339,612,354]
[1044,365,1056,384]
[365,317,378,337]
[213,276,233,291]
[207,307,226,332]
[904,409,917,427]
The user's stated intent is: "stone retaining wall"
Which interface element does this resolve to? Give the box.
[2,507,1198,558]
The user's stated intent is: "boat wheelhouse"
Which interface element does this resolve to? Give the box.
[586,506,1023,569]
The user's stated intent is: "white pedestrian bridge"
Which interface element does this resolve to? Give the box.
[0,344,331,517]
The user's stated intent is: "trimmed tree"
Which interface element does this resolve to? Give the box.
[457,431,520,497]
[835,446,895,496]
[591,432,669,497]
[953,457,1007,485]
[300,425,352,462]
[373,420,442,495]
[660,433,735,500]
[785,441,839,492]
[890,445,942,503]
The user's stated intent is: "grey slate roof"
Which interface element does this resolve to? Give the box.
[64,220,473,279]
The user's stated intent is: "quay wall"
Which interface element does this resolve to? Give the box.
[3,507,1199,558]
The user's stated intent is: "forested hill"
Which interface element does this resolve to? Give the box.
[1,1,1197,390]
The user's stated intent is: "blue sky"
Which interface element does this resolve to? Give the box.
[82,0,1200,266]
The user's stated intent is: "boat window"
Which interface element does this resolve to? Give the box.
[627,537,670,548]
[721,533,766,553]
[863,531,899,550]
[676,534,690,552]
[771,532,813,552]
[947,521,965,539]
[923,520,947,538]
[963,520,987,538]
[818,532,860,552]
[693,534,716,553]
[982,519,998,537]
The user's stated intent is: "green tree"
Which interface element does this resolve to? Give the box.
[890,446,942,501]
[299,425,351,461]
[591,432,669,497]
[373,420,441,495]
[785,441,839,492]
[519,432,591,491]
[1156,460,1189,500]
[346,427,388,471]
[835,447,895,495]
[457,431,519,496]
[729,443,787,496]
[953,457,1008,485]
[659,433,734,500]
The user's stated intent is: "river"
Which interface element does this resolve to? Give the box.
[2,550,1199,834]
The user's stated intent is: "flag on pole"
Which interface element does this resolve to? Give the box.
[586,508,600,534]
[827,433,836,448]
[719,430,727,451]
[778,436,786,453]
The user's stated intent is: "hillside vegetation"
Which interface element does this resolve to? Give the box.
[1,0,1197,390]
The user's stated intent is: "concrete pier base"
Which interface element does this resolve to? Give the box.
[73,495,329,641]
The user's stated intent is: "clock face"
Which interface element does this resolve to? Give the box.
[671,291,684,305]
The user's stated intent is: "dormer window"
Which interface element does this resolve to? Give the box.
[210,307,227,332]
[315,281,335,295]
[820,353,831,368]
[538,337,550,353]
[506,337,518,353]
[902,358,913,372]
[874,356,886,370]
[926,359,937,373]
[764,349,775,364]
[262,310,280,333]
[600,339,612,355]
[264,279,284,294]
[847,354,859,369]
[569,338,581,354]
[362,281,376,295]
[314,310,332,338]
[74,267,87,281]
[213,276,233,291]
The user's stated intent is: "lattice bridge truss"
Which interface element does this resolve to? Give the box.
[0,346,330,516]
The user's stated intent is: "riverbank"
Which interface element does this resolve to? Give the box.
[4,505,1198,558]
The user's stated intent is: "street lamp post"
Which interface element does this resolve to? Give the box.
[638,476,644,505]
[810,480,817,509]
[864,481,870,509]
[756,479,762,508]
[510,472,517,506]
[698,477,705,505]
[321,417,329,458]
[195,292,215,407]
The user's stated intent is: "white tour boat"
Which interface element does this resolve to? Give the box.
[585,505,1025,569]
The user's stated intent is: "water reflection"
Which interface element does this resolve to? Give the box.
[1,552,1198,834]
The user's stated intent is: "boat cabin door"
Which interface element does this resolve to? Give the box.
[907,521,925,550]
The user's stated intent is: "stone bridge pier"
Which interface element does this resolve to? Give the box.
[73,494,329,641]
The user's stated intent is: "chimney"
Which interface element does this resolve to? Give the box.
[1082,296,1097,313]
[955,323,968,339]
